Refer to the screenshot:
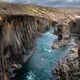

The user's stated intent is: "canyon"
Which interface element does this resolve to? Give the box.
[0,2,80,80]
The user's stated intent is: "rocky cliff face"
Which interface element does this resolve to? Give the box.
[53,18,80,80]
[0,15,50,80]
[69,19,80,35]
[54,47,80,80]
[53,45,80,80]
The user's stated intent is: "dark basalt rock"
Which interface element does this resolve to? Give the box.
[53,44,80,80]
[0,15,50,80]
[52,18,80,79]
[69,19,80,35]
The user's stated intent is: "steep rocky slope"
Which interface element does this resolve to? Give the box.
[53,43,80,80]
[0,15,50,80]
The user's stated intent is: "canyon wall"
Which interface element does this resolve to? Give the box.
[0,15,50,80]
[52,22,71,49]
[53,19,80,80]
[69,19,80,35]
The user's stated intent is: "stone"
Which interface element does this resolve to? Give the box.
[53,46,80,80]
[52,43,59,49]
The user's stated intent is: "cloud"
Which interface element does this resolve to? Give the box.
[0,0,76,2]
[47,0,75,2]
[0,0,38,3]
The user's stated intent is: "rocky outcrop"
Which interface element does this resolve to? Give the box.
[52,17,80,49]
[53,45,80,80]
[52,23,70,49]
[52,17,80,80]
[52,23,80,80]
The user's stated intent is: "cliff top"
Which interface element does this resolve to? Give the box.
[0,2,80,23]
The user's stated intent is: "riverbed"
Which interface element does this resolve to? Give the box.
[17,28,71,80]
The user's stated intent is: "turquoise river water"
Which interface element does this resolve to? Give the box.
[17,28,71,80]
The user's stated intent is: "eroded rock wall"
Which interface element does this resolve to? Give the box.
[0,15,50,80]
[69,19,80,35]
[52,22,70,49]
[53,19,80,80]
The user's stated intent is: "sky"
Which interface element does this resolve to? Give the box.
[1,0,80,7]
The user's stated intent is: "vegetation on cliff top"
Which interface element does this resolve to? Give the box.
[0,2,78,23]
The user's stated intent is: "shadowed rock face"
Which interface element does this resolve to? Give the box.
[69,19,80,35]
[0,15,50,80]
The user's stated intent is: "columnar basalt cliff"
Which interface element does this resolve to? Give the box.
[69,19,80,35]
[0,15,50,80]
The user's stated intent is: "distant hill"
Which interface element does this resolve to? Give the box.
[0,0,80,7]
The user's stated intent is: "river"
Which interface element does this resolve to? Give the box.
[17,28,71,80]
